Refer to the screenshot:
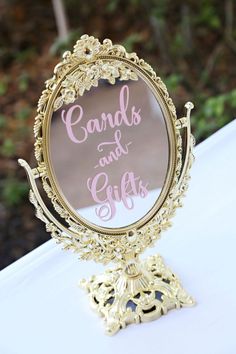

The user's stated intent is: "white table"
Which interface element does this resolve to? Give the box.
[1,120,236,354]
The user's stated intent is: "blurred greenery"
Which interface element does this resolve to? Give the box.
[50,28,82,55]
[1,178,28,207]
[0,76,10,96]
[1,138,16,158]
[0,0,235,268]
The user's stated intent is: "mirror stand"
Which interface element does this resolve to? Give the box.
[18,33,196,335]
[80,254,194,335]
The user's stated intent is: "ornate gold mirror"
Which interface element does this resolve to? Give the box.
[19,35,195,335]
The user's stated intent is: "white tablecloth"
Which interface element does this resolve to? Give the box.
[0,120,236,354]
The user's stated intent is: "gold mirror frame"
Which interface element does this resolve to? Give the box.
[19,35,195,335]
[44,61,176,236]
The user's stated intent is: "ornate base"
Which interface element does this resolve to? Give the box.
[80,255,195,335]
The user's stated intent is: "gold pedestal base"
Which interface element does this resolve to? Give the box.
[80,255,195,335]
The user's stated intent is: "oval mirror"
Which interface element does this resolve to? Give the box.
[48,69,172,232]
[18,36,195,334]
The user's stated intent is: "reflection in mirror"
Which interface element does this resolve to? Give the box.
[50,77,169,228]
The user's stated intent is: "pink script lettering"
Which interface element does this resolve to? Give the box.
[94,129,132,168]
[61,85,142,143]
[87,171,149,221]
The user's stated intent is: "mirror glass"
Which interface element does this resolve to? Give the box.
[50,75,169,228]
